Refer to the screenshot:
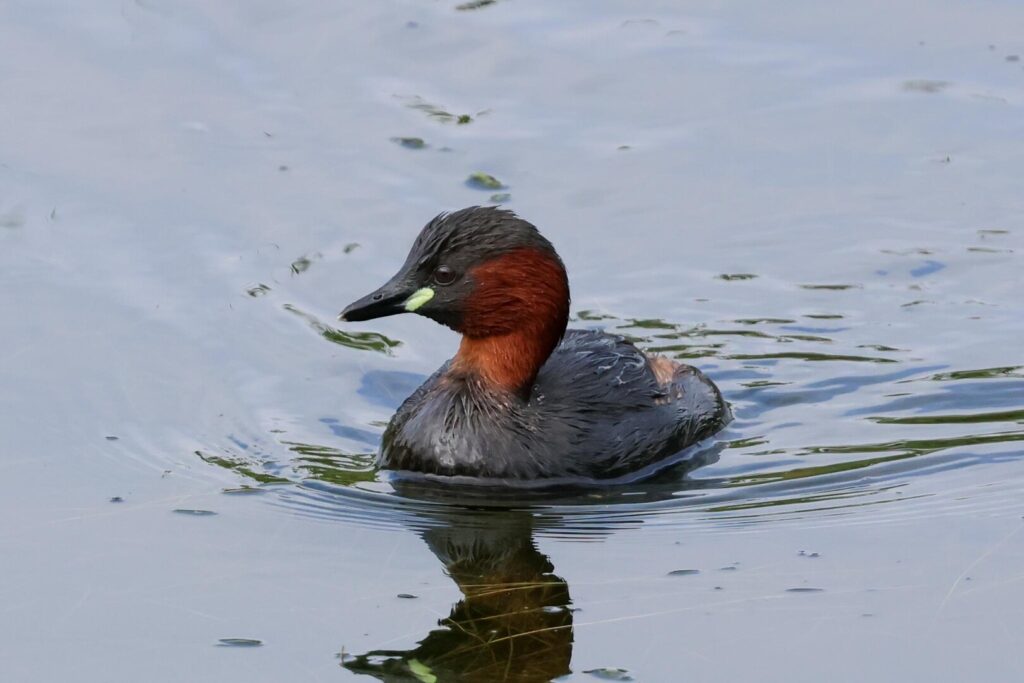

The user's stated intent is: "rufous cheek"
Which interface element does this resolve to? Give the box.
[463,248,569,334]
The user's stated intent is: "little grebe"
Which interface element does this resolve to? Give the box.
[340,207,730,482]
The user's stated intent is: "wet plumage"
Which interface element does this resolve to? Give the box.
[340,207,730,483]
[382,329,728,481]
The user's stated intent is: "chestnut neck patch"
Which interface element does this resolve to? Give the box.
[451,248,570,396]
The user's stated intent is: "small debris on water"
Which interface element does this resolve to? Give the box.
[402,95,477,125]
[799,283,860,290]
[667,569,700,576]
[221,486,266,495]
[397,593,418,599]
[466,172,504,190]
[786,587,825,593]
[391,136,426,149]
[584,668,634,681]
[105,435,119,441]
[109,496,124,503]
[291,253,321,275]
[902,79,949,93]
[620,19,660,28]
[173,509,217,516]
[217,638,262,647]
[456,0,496,10]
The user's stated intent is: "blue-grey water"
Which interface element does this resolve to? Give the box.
[2,1,1023,681]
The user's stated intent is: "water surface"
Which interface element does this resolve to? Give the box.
[2,1,1023,681]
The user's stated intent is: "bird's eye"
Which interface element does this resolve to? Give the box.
[433,265,457,286]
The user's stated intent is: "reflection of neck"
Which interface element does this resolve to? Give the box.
[447,543,570,618]
[343,518,573,681]
[426,521,573,679]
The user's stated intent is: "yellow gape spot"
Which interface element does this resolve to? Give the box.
[404,287,435,312]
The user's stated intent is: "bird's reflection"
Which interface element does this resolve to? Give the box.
[338,442,726,680]
[343,510,573,682]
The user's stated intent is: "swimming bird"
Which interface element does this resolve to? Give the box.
[340,207,729,483]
